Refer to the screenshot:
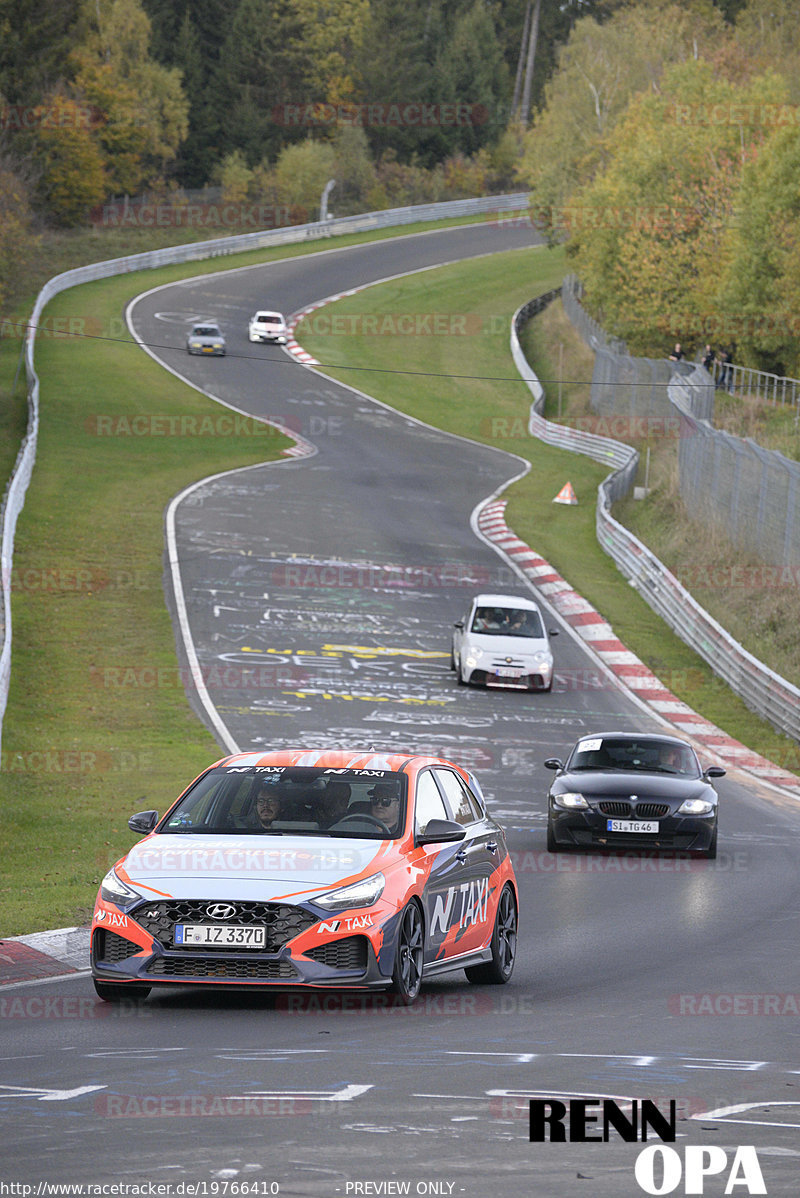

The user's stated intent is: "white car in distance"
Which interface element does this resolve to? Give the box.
[248,310,288,344]
[452,593,558,691]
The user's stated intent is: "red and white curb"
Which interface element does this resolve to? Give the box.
[1,927,90,987]
[478,499,800,798]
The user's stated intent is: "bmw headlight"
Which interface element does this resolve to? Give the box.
[315,872,385,912]
[553,792,589,810]
[677,798,715,816]
[99,868,142,909]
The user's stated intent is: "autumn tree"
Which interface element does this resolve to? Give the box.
[0,152,38,310]
[25,92,106,224]
[517,1,726,228]
[73,0,188,196]
[568,60,785,352]
[720,123,800,374]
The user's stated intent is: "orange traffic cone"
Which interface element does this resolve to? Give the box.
[552,481,578,505]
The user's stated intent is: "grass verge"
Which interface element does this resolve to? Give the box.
[298,251,800,778]
[0,272,297,935]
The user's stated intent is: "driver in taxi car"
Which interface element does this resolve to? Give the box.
[368,784,402,834]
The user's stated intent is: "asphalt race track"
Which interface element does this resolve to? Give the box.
[3,226,800,1197]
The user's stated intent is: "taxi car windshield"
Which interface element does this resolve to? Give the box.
[160,767,406,838]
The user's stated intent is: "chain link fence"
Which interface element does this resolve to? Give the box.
[512,285,800,745]
[563,274,797,561]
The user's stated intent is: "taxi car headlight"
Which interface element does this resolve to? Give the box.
[553,792,589,810]
[315,872,385,911]
[99,868,142,909]
[677,798,715,816]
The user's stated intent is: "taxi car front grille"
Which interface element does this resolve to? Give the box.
[598,801,670,819]
[304,936,368,971]
[93,930,141,964]
[133,901,317,952]
[147,956,297,980]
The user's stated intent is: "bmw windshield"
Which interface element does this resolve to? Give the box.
[566,737,701,777]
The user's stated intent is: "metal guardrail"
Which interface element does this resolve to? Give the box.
[728,362,800,409]
[513,287,800,744]
[0,191,531,757]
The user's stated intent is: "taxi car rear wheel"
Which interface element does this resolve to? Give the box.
[390,902,424,1005]
[94,979,151,1003]
[465,884,517,985]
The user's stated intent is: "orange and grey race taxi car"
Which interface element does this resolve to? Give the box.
[91,750,519,1005]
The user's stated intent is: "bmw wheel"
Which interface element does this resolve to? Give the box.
[466,884,517,985]
[391,902,424,1005]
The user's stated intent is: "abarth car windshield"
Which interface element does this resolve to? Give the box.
[567,737,701,777]
[470,607,544,637]
[160,767,407,838]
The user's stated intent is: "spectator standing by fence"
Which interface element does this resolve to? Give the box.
[717,347,733,392]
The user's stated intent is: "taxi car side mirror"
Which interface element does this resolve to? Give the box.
[544,758,563,771]
[417,819,466,845]
[128,810,159,834]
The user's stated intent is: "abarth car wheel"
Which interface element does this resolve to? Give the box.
[391,902,424,1005]
[465,884,517,985]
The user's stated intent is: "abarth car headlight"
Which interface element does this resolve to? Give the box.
[465,649,483,667]
[677,798,715,815]
[315,872,385,911]
[99,867,142,909]
[552,792,589,810]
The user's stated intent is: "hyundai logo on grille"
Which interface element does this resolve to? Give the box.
[206,903,237,920]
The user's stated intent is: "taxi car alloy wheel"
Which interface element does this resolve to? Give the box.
[465,884,517,984]
[391,902,424,1005]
